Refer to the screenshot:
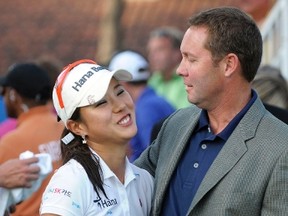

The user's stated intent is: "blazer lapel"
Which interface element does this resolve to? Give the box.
[189,130,248,211]
[187,98,265,213]
[154,108,201,212]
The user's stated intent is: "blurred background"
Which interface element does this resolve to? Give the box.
[0,0,286,78]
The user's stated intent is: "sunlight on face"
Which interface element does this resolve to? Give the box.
[78,78,137,146]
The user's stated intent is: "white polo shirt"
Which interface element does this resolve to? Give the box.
[40,153,154,216]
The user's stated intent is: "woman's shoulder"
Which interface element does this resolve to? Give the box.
[45,159,94,197]
[51,159,87,181]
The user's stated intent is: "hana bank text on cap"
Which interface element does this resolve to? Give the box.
[53,59,132,127]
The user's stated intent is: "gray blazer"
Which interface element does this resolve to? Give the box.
[135,98,288,216]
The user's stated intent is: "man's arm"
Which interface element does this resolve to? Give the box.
[0,157,40,188]
[261,149,288,215]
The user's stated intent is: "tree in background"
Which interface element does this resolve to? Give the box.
[96,0,124,65]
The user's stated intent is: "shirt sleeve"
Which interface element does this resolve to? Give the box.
[40,160,90,216]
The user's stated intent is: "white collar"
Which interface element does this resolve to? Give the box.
[89,147,136,186]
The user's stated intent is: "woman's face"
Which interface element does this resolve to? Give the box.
[76,78,137,147]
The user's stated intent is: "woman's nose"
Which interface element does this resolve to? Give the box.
[112,99,125,113]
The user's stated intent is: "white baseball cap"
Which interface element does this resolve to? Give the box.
[108,50,150,82]
[52,59,132,127]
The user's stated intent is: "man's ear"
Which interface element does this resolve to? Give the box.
[223,53,239,77]
[9,90,16,102]
[66,120,85,136]
[8,89,24,108]
[8,89,22,103]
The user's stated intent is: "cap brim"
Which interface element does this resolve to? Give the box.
[112,69,133,82]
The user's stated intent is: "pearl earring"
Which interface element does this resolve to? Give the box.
[82,135,87,144]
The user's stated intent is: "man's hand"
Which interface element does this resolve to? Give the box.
[0,157,40,188]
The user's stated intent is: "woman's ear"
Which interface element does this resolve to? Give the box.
[66,120,85,136]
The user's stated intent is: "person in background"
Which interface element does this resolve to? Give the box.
[0,157,40,216]
[0,56,63,139]
[0,96,7,123]
[0,62,64,216]
[147,26,190,109]
[135,7,288,215]
[35,55,64,102]
[0,94,17,138]
[109,50,175,161]
[0,157,40,189]
[40,59,153,215]
[0,114,17,138]
[252,64,288,110]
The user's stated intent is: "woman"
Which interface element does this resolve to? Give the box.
[40,59,154,216]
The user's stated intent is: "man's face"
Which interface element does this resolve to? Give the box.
[147,37,180,74]
[177,26,226,110]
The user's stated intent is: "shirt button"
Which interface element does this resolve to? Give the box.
[193,162,199,168]
[201,144,207,149]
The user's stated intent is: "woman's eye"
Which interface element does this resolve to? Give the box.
[95,100,107,107]
[117,89,125,96]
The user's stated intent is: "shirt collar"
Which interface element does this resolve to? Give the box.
[89,148,136,186]
[197,89,257,140]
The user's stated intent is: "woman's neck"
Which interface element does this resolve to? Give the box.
[90,143,127,184]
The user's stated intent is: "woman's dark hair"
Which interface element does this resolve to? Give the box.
[60,107,107,198]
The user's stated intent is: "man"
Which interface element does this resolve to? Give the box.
[135,7,288,215]
[0,56,63,138]
[109,50,175,161]
[0,63,64,215]
[147,27,190,109]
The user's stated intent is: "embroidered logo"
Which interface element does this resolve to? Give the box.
[87,95,96,105]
